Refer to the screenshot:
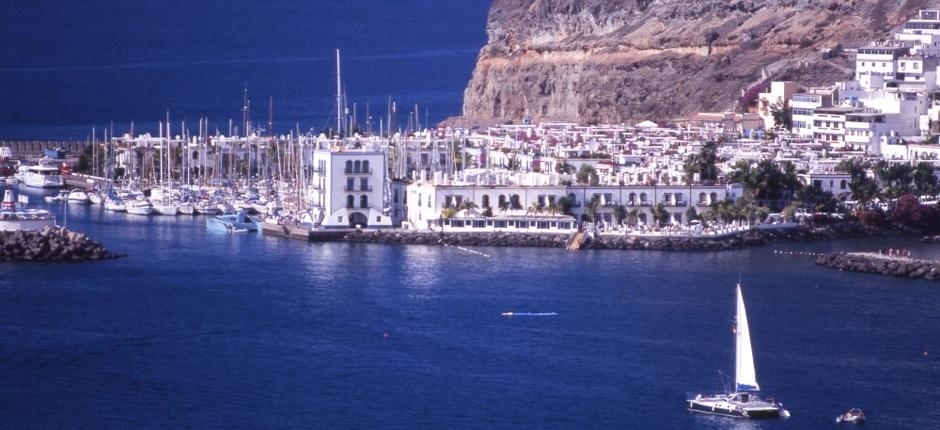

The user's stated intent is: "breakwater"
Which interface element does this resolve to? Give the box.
[338,222,880,251]
[923,235,940,244]
[816,252,940,281]
[0,226,122,262]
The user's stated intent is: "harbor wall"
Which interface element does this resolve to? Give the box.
[1,141,87,160]
[269,222,881,252]
[816,252,940,281]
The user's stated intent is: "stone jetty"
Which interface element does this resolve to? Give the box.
[0,226,122,262]
[339,222,880,252]
[816,252,940,281]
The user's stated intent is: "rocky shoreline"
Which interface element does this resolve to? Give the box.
[922,235,940,244]
[341,222,882,252]
[0,226,123,262]
[816,252,940,281]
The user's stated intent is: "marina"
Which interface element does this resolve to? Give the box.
[4,1,940,428]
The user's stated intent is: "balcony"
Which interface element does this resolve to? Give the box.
[665,201,687,208]
[344,186,374,192]
[345,168,374,175]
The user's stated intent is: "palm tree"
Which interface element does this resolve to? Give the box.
[457,199,478,212]
[613,204,627,226]
[650,203,669,227]
[627,208,640,227]
[584,196,601,223]
[527,201,544,215]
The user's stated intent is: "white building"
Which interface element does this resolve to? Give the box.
[309,147,392,228]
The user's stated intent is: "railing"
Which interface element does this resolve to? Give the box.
[344,186,373,191]
[344,168,374,174]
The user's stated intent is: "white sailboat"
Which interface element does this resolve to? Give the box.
[687,284,790,419]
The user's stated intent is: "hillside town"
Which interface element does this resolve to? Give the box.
[5,10,940,241]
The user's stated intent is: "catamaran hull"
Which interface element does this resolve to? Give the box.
[688,401,782,419]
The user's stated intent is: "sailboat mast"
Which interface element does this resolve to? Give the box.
[336,49,343,139]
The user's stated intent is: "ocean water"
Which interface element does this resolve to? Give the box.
[2,185,939,429]
[0,1,491,140]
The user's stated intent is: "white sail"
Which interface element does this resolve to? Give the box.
[735,284,760,392]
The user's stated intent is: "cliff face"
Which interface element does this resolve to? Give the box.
[458,0,934,125]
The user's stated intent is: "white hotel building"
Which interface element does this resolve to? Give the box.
[405,174,744,231]
[308,147,394,228]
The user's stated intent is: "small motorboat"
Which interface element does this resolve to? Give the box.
[103,197,126,212]
[67,189,90,204]
[207,211,260,232]
[88,192,104,205]
[836,408,865,424]
[126,200,154,216]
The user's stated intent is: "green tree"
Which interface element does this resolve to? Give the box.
[769,97,793,130]
[527,201,544,215]
[556,196,574,215]
[584,196,601,222]
[683,141,720,184]
[685,206,699,223]
[651,203,670,227]
[613,204,627,225]
[876,161,914,198]
[797,184,838,212]
[576,165,600,185]
[912,162,939,197]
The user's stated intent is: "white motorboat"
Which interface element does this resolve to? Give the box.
[836,408,866,424]
[67,189,90,204]
[152,203,179,216]
[104,197,126,212]
[687,283,790,419]
[88,192,104,205]
[16,165,64,188]
[207,211,260,232]
[194,201,222,215]
[178,202,195,215]
[0,190,56,231]
[126,200,154,216]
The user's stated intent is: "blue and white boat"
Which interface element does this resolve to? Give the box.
[687,283,790,419]
[206,211,260,233]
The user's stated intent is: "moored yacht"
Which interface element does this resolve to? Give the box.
[126,199,154,216]
[0,190,56,231]
[67,189,90,204]
[687,284,789,419]
[16,164,64,188]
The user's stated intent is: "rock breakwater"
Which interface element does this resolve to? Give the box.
[0,226,122,262]
[341,222,879,252]
[816,252,940,281]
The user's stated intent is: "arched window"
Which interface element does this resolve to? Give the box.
[346,195,355,208]
[840,179,847,189]
[345,160,353,173]
[629,192,636,204]
[482,195,490,208]
[640,192,648,203]
[362,160,370,173]
[699,192,707,203]
[354,160,362,173]
[710,192,718,203]
[360,195,369,208]
[498,194,507,209]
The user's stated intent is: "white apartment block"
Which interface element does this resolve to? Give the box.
[309,148,392,228]
[405,181,744,231]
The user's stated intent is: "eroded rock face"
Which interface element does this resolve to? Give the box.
[457,0,932,125]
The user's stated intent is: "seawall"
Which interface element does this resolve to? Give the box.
[816,252,940,281]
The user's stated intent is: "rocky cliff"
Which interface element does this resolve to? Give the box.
[457,0,935,125]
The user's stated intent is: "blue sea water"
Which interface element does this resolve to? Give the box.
[2,185,939,429]
[0,1,491,140]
